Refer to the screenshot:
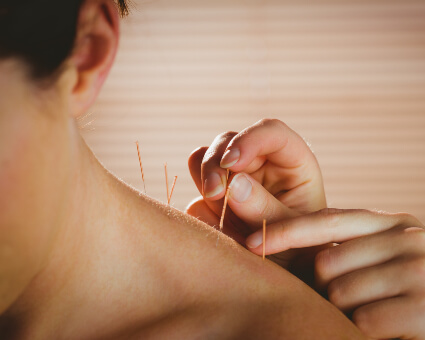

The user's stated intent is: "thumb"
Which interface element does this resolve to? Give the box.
[227,173,299,232]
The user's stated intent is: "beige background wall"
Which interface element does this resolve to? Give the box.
[81,0,425,222]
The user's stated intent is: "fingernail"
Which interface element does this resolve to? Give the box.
[220,149,240,168]
[204,172,225,198]
[229,173,252,203]
[246,232,263,248]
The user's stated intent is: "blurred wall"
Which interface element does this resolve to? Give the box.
[81,0,425,222]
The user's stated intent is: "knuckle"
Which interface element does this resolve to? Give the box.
[394,212,423,227]
[256,194,276,221]
[317,208,374,239]
[318,208,344,217]
[257,118,273,126]
[317,208,344,235]
[274,223,290,250]
[203,131,238,166]
[218,131,238,141]
[394,212,411,219]
[277,228,290,250]
[257,118,287,129]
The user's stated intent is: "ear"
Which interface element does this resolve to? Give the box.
[69,0,120,118]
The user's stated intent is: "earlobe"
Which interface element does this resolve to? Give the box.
[69,0,120,118]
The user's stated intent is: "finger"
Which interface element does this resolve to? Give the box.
[326,259,409,313]
[185,197,245,244]
[220,119,318,178]
[186,196,220,226]
[246,209,416,255]
[188,146,256,240]
[200,132,237,201]
[189,146,225,218]
[188,146,208,194]
[352,296,423,339]
[226,172,299,232]
[315,226,425,288]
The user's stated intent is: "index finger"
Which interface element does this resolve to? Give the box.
[220,119,319,175]
[246,209,417,255]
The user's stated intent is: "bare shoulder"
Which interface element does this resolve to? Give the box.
[118,195,366,340]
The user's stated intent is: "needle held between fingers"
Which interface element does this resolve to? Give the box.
[246,209,424,256]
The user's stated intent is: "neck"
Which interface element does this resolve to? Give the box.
[1,133,187,339]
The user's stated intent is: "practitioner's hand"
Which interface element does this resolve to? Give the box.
[187,119,327,269]
[246,208,425,340]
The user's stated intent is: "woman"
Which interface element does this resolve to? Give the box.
[0,1,365,339]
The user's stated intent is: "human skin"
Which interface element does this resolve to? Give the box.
[247,208,425,339]
[187,120,425,339]
[187,119,330,274]
[0,1,366,339]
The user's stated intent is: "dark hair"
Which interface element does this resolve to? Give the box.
[0,0,128,80]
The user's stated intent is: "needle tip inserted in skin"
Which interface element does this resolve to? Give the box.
[136,141,147,194]
[164,163,177,205]
[168,176,178,205]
